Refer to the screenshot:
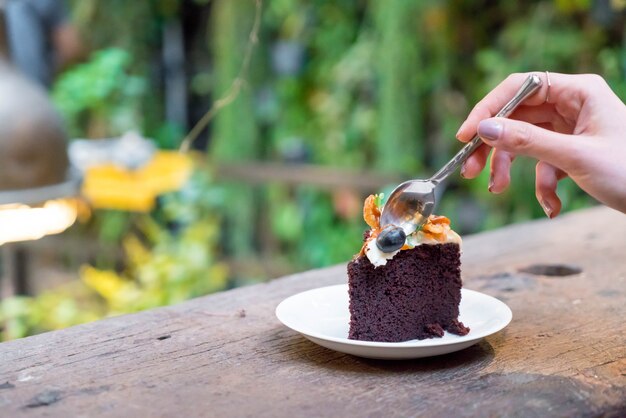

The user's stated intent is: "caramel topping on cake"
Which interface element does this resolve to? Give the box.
[420,215,455,243]
[363,194,381,229]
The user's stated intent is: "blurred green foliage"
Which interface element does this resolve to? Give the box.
[53,48,146,138]
[3,0,626,340]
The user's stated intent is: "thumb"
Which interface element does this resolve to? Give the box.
[477,117,583,170]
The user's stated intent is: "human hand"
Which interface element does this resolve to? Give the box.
[456,72,626,217]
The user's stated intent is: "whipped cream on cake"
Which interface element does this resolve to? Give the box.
[359,193,461,267]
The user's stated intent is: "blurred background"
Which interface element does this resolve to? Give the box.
[0,0,624,340]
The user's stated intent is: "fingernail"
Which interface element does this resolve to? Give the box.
[540,199,553,218]
[456,122,467,139]
[478,119,503,141]
[488,175,494,193]
[460,163,467,178]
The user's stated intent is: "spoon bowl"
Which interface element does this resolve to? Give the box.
[380,179,436,235]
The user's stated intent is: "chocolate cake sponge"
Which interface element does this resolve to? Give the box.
[348,243,469,342]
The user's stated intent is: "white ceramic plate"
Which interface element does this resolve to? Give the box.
[275,284,512,360]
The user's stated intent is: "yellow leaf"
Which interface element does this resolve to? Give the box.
[123,235,151,266]
[80,265,127,302]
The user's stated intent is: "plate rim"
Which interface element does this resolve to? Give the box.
[275,284,512,349]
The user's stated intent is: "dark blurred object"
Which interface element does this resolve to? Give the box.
[0,4,79,297]
[0,1,77,194]
[0,60,68,191]
[3,0,83,88]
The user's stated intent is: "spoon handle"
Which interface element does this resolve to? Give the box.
[429,74,543,185]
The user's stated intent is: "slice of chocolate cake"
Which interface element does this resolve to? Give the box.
[347,194,469,342]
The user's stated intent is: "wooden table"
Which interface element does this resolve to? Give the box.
[1,206,625,417]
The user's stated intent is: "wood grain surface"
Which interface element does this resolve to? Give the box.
[0,206,625,417]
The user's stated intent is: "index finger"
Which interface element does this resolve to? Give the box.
[456,72,551,142]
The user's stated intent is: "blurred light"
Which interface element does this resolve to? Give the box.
[0,199,78,245]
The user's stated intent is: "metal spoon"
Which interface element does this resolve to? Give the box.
[379,74,543,236]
